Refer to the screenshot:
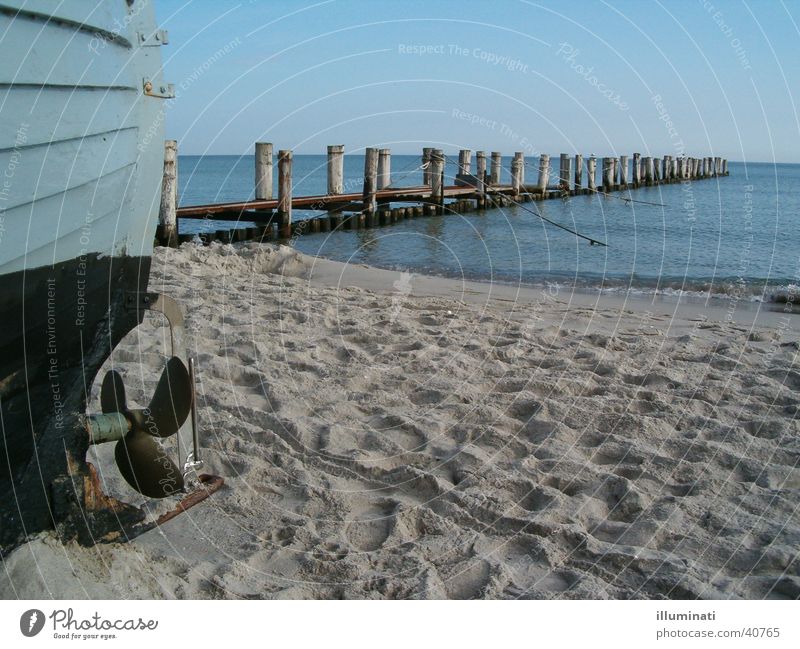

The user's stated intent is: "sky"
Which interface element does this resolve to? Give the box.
[155,0,800,162]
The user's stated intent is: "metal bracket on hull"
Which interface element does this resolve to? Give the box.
[138,29,169,46]
[142,78,175,99]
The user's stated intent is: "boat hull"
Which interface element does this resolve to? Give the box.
[0,0,169,546]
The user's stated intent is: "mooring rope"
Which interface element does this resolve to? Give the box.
[444,154,608,247]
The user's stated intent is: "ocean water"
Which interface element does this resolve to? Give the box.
[177,155,800,302]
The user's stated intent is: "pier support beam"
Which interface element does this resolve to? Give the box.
[722,159,728,175]
[643,157,653,185]
[714,157,722,178]
[512,152,525,197]
[662,156,670,181]
[632,153,641,186]
[490,151,502,185]
[476,150,487,208]
[574,154,583,190]
[653,157,661,183]
[277,149,293,238]
[363,147,378,218]
[587,156,597,191]
[159,139,178,247]
[430,149,445,214]
[536,154,550,195]
[255,142,273,200]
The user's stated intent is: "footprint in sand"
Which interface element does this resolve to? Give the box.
[345,501,397,552]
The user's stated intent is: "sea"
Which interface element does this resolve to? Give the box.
[177,155,800,304]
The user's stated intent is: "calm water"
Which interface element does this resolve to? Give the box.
[177,155,800,301]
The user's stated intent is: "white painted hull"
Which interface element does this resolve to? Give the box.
[0,0,169,274]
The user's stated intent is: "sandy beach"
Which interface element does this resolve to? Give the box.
[2,241,799,600]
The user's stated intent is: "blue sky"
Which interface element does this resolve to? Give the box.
[155,0,800,162]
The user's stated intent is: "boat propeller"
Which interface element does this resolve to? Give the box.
[87,356,193,498]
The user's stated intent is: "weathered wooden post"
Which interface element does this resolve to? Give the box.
[255,142,273,200]
[714,157,722,177]
[574,154,583,190]
[327,145,344,195]
[378,148,391,189]
[643,157,653,185]
[662,156,670,181]
[612,158,619,189]
[722,159,728,175]
[602,157,614,192]
[458,149,472,176]
[490,151,502,185]
[363,147,378,220]
[653,157,661,182]
[511,152,525,197]
[632,153,641,186]
[476,150,487,208]
[619,155,629,187]
[159,139,178,247]
[422,147,433,186]
[677,157,684,180]
[559,153,572,192]
[536,154,550,195]
[277,149,293,238]
[587,156,597,191]
[430,149,445,214]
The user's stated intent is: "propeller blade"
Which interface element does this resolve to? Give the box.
[100,370,127,414]
[115,431,185,498]
[145,356,192,438]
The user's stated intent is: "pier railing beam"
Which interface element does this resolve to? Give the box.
[476,150,487,207]
[430,149,445,214]
[363,147,378,217]
[277,149,293,238]
[159,139,178,247]
[490,151,502,185]
[536,154,550,195]
[255,142,273,200]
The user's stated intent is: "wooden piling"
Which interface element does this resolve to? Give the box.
[612,158,619,189]
[327,145,344,196]
[277,149,292,238]
[662,156,670,181]
[159,139,178,247]
[430,149,445,214]
[722,159,728,175]
[476,150,487,208]
[512,152,524,196]
[458,149,472,175]
[642,157,652,185]
[536,154,550,195]
[602,157,614,192]
[559,153,572,192]
[574,154,583,190]
[714,157,722,177]
[378,148,391,190]
[490,151,502,185]
[422,147,433,186]
[619,155,628,187]
[587,156,597,191]
[632,153,641,186]
[255,142,273,200]
[653,157,661,182]
[363,147,378,217]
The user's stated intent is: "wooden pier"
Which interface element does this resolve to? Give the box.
[157,142,730,246]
